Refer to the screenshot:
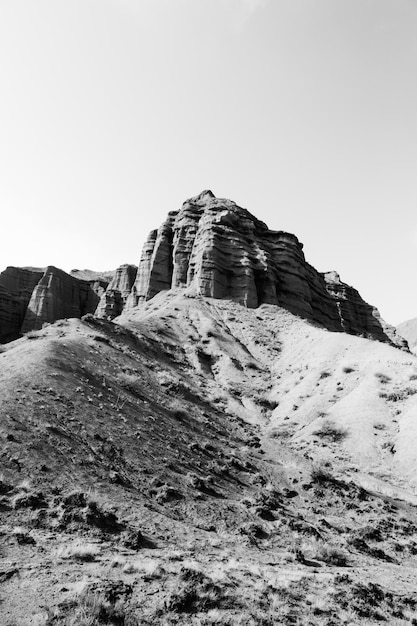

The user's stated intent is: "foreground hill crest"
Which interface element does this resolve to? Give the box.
[0,190,406,347]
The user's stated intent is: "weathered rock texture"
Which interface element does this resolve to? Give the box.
[20,267,100,334]
[0,266,118,342]
[0,267,45,342]
[95,264,137,320]
[397,318,417,349]
[126,190,405,348]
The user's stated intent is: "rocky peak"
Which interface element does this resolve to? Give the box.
[125,191,406,348]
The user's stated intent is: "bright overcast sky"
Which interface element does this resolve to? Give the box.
[1,0,416,325]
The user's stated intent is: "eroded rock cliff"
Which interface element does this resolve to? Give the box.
[95,264,137,320]
[125,190,405,348]
[21,267,100,333]
[0,267,45,342]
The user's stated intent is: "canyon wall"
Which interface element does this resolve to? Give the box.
[21,266,100,333]
[0,267,45,342]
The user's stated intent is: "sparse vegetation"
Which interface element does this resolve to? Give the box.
[25,330,41,339]
[3,293,417,626]
[298,538,349,566]
[51,587,129,624]
[166,567,230,614]
[313,420,348,442]
[375,372,392,384]
[319,371,331,379]
[56,541,100,561]
[380,387,417,402]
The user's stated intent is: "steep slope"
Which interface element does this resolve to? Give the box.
[121,291,417,490]
[2,293,417,624]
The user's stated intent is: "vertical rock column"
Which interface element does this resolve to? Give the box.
[95,264,138,319]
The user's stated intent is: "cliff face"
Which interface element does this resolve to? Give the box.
[95,264,137,320]
[0,267,45,342]
[125,190,405,348]
[21,267,100,334]
[0,266,103,342]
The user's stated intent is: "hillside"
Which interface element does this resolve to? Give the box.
[2,292,417,625]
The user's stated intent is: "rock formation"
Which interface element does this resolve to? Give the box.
[70,269,115,300]
[0,267,117,342]
[125,190,405,348]
[0,267,45,342]
[95,264,137,320]
[323,271,400,341]
[20,266,100,334]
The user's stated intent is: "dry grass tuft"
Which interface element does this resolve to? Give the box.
[56,541,100,561]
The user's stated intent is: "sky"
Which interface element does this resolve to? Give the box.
[1,0,416,325]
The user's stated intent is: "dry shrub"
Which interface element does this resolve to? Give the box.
[313,420,348,443]
[56,541,100,561]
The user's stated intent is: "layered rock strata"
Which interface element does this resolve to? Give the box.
[0,267,45,342]
[95,264,137,320]
[21,266,100,333]
[0,266,104,342]
[70,269,114,300]
[126,190,405,348]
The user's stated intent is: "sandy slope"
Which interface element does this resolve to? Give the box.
[123,291,417,489]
